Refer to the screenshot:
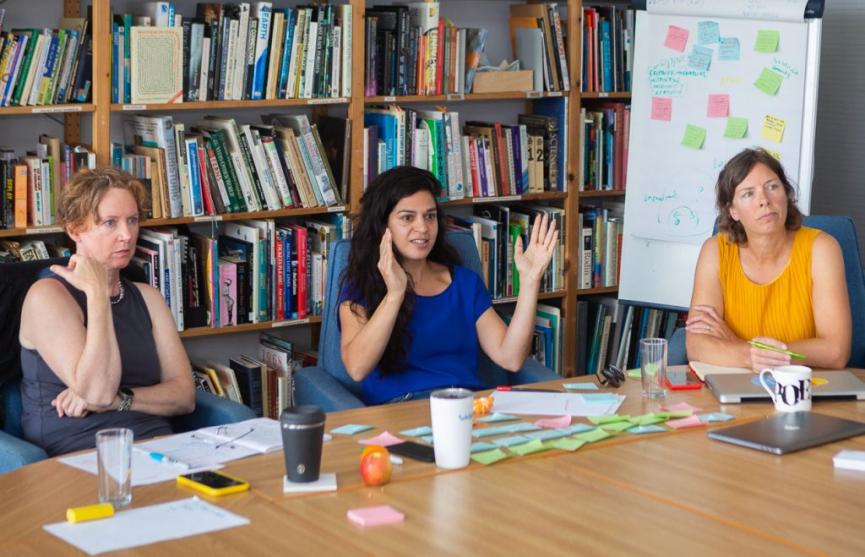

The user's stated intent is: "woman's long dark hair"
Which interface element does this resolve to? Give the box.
[342,166,460,376]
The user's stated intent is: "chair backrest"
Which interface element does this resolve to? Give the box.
[317,230,503,397]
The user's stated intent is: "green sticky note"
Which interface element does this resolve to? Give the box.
[627,368,642,379]
[724,116,749,139]
[546,438,587,452]
[754,30,780,53]
[471,448,511,465]
[509,439,549,456]
[588,415,631,425]
[665,410,694,418]
[754,67,783,95]
[600,421,635,433]
[573,427,613,443]
[681,124,706,149]
[629,413,667,426]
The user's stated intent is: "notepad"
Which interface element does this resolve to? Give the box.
[689,361,750,381]
[347,505,405,527]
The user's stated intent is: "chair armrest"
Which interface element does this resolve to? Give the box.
[511,357,560,385]
[171,390,257,433]
[0,430,48,474]
[294,367,365,412]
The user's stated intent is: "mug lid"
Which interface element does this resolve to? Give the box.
[280,405,326,425]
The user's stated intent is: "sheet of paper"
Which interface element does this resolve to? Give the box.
[491,391,625,417]
[689,361,750,381]
[754,30,780,53]
[358,431,404,447]
[651,97,673,121]
[697,21,720,44]
[44,497,249,555]
[724,116,749,138]
[195,418,283,453]
[471,448,510,465]
[754,67,784,95]
[707,94,729,117]
[139,432,259,468]
[664,25,689,52]
[718,37,741,61]
[760,114,786,143]
[331,424,374,435]
[681,124,707,149]
[563,383,599,391]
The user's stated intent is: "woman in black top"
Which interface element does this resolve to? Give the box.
[19,168,195,455]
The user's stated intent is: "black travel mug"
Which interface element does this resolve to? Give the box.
[280,405,326,483]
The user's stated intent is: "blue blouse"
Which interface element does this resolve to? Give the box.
[340,265,492,404]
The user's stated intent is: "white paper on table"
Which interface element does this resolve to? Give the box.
[43,496,249,555]
[491,391,625,416]
[194,417,284,453]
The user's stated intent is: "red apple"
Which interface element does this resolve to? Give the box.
[359,446,392,486]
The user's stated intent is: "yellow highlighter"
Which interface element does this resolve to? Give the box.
[66,502,115,523]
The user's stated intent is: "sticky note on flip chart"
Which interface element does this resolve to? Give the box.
[698,21,720,44]
[688,45,713,71]
[719,38,740,61]
[760,115,786,143]
[755,30,780,53]
[651,97,673,121]
[755,68,784,95]
[664,25,689,52]
[681,124,707,150]
[707,94,729,117]
[724,117,749,139]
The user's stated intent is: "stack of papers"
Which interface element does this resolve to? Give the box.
[491,391,625,416]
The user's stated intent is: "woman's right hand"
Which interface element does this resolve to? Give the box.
[378,229,407,298]
[748,336,791,373]
[51,388,90,418]
[50,254,110,299]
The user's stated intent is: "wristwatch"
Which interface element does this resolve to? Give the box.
[117,387,134,412]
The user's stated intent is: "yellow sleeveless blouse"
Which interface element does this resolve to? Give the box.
[718,226,819,343]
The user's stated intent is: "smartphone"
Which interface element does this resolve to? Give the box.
[387,441,436,463]
[666,367,703,390]
[176,470,250,496]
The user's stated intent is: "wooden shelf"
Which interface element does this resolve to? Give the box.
[140,205,348,228]
[578,190,626,198]
[180,316,322,339]
[580,92,632,100]
[0,226,65,238]
[492,290,566,305]
[0,104,94,116]
[442,191,567,207]
[112,98,349,112]
[576,286,619,295]
[365,91,566,104]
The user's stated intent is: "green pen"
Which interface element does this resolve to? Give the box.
[747,339,806,360]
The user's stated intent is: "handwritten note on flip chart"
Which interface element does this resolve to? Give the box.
[681,124,707,149]
[651,97,673,121]
[724,116,749,138]
[697,21,720,44]
[707,94,729,117]
[760,114,786,143]
[719,38,740,61]
[754,67,784,95]
[754,30,780,53]
[664,25,689,52]
[688,45,713,71]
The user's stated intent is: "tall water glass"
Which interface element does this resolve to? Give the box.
[640,338,668,400]
[96,428,133,507]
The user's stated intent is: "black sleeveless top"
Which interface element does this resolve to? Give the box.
[20,275,172,456]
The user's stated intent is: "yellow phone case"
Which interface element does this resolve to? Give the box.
[176,471,250,496]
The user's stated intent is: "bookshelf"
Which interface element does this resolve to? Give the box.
[1,0,635,377]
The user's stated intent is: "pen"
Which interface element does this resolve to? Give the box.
[747,340,806,360]
[136,448,191,469]
[496,386,560,393]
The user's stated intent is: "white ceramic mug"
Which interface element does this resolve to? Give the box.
[759,365,812,412]
[429,388,474,469]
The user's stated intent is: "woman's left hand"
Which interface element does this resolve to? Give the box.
[685,304,737,341]
[51,388,90,418]
[514,214,558,288]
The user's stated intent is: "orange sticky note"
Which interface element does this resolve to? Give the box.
[707,94,729,117]
[651,97,673,121]
[665,25,689,52]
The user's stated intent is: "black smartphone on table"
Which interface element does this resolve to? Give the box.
[388,441,436,463]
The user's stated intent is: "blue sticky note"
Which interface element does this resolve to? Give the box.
[331,424,374,435]
[399,426,433,437]
[492,435,532,447]
[581,393,620,404]
[698,412,736,423]
[563,383,599,391]
[688,45,713,71]
[505,422,542,434]
[719,37,740,61]
[526,429,571,442]
[629,425,667,434]
[471,442,498,453]
[420,435,435,444]
[479,412,520,423]
[563,423,595,435]
[698,21,720,44]
[473,425,511,438]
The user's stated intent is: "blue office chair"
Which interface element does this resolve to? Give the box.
[0,258,255,474]
[668,215,865,367]
[294,230,560,411]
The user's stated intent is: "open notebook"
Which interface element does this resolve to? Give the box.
[689,361,750,381]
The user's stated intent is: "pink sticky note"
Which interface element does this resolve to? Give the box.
[666,415,705,429]
[663,402,704,413]
[535,415,572,429]
[664,25,689,52]
[707,94,730,117]
[651,97,673,121]
[347,505,405,527]
[358,431,404,447]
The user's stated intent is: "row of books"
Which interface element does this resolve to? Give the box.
[0,140,97,229]
[580,103,631,191]
[502,304,563,375]
[363,97,567,197]
[577,298,685,375]
[117,113,348,220]
[508,2,571,93]
[0,238,69,263]
[579,205,623,290]
[449,204,565,301]
[0,13,92,106]
[112,2,352,104]
[132,215,350,332]
[581,5,635,93]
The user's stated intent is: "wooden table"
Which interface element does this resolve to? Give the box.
[2,373,864,556]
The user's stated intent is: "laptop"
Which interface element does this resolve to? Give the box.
[706,371,865,403]
[708,412,865,455]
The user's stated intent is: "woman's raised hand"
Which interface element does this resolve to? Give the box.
[378,229,407,298]
[514,214,558,288]
[49,254,110,299]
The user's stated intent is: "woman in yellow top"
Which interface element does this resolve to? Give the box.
[686,148,851,372]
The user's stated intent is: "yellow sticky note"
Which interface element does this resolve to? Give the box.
[760,115,786,143]
[681,124,707,150]
[754,30,780,53]
[754,68,784,96]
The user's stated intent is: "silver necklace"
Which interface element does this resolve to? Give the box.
[110,281,125,305]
